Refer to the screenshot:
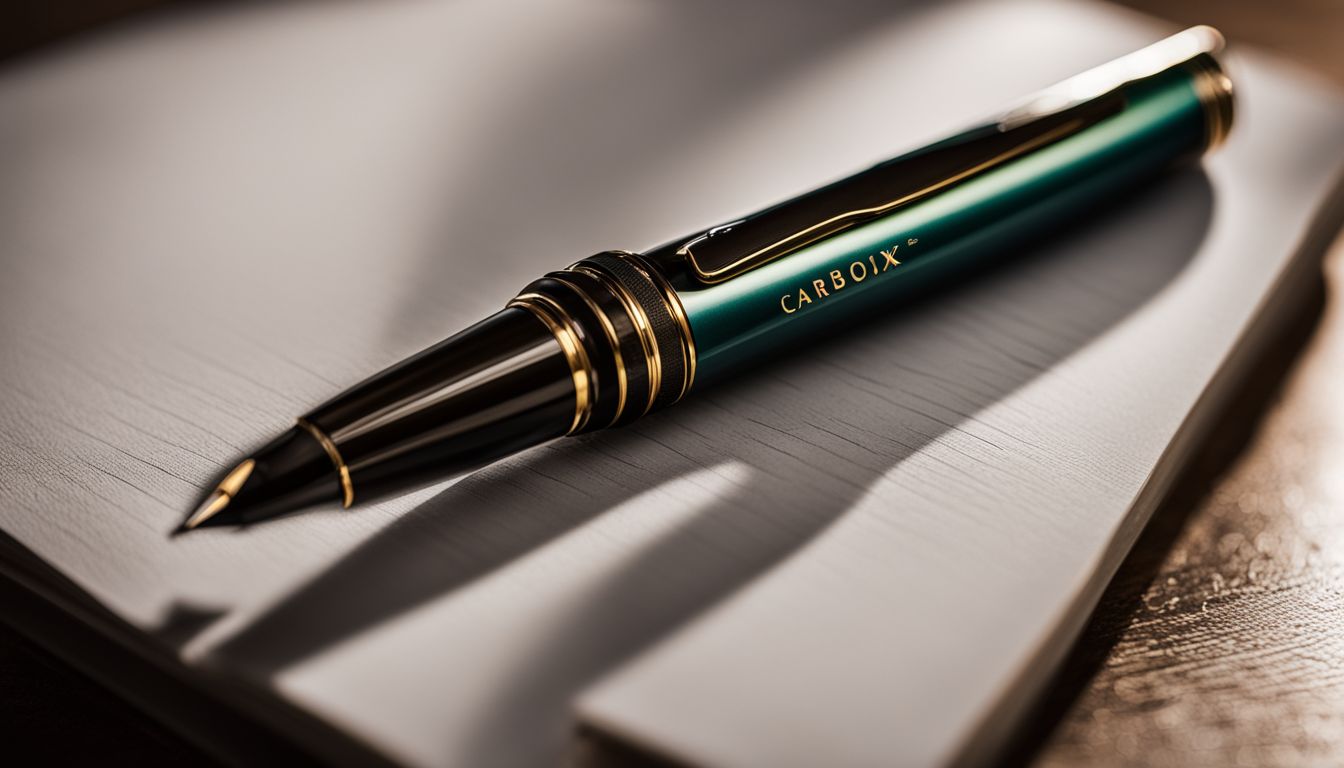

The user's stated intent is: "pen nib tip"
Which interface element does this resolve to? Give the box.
[178,458,256,534]
[183,490,230,531]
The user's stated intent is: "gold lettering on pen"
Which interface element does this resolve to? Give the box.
[779,238,913,315]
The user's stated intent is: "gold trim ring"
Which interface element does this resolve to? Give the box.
[571,264,663,416]
[549,273,629,427]
[1189,55,1234,152]
[296,417,355,508]
[508,293,595,434]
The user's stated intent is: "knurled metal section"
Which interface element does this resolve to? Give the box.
[583,252,687,411]
[538,270,652,430]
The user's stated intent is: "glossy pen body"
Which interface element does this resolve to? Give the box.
[181,27,1232,529]
[654,28,1229,385]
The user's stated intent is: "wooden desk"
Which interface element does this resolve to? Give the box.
[1,2,1341,765]
[1021,3,1344,764]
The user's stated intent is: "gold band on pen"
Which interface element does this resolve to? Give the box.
[296,417,354,508]
[1189,56,1234,152]
[508,293,595,434]
[571,264,663,417]
[549,273,629,427]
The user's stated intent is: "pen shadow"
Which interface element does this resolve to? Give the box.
[384,0,931,339]
[212,169,1214,766]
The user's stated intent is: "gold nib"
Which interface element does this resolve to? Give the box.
[183,458,256,530]
[184,490,231,530]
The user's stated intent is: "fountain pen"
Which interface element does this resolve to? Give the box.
[180,26,1233,531]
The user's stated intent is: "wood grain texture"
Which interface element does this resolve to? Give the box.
[572,4,1344,764]
[1,1,1343,766]
[1021,2,1344,765]
[1022,238,1344,768]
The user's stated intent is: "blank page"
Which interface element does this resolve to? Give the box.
[2,1,1342,766]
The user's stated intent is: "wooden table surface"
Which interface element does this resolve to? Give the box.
[2,2,1343,766]
[1019,2,1344,764]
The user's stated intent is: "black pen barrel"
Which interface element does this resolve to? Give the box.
[299,307,578,506]
[182,26,1232,529]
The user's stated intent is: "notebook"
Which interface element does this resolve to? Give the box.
[1,0,1342,765]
